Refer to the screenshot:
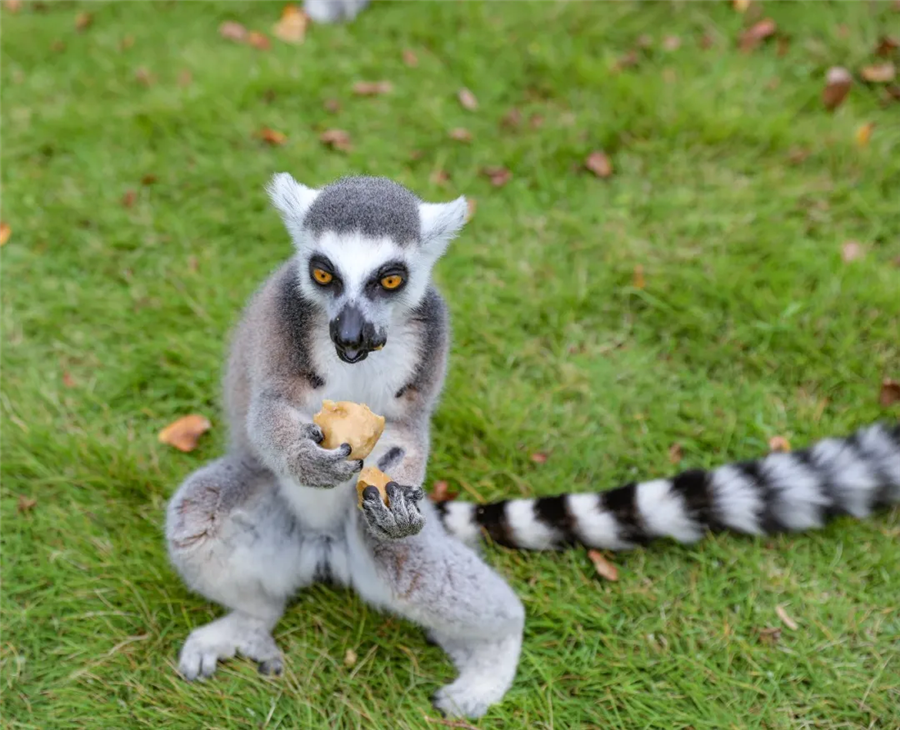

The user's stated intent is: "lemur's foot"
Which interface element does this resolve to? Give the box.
[178,612,282,680]
[361,482,425,539]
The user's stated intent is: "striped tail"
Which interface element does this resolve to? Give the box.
[435,422,900,550]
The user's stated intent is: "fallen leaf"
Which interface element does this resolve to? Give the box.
[219,20,248,43]
[458,87,478,110]
[62,371,76,388]
[141,173,158,185]
[0,222,10,246]
[402,48,419,67]
[134,67,155,87]
[17,495,37,513]
[501,108,522,128]
[733,0,751,12]
[248,31,271,50]
[352,80,393,96]
[323,98,341,113]
[668,442,683,464]
[757,627,781,645]
[273,5,308,44]
[822,66,853,111]
[775,604,798,630]
[178,69,193,87]
[739,18,777,52]
[587,549,619,581]
[4,0,22,13]
[257,127,287,146]
[768,436,791,453]
[879,378,900,407]
[482,166,511,187]
[875,35,899,57]
[466,198,477,221]
[75,11,92,31]
[855,122,875,147]
[585,151,613,178]
[430,169,450,186]
[431,480,459,502]
[841,240,864,262]
[344,649,357,667]
[121,190,137,208]
[530,452,548,464]
[662,35,681,51]
[633,264,645,290]
[319,129,352,152]
[158,414,211,453]
[449,127,472,142]
[861,62,896,83]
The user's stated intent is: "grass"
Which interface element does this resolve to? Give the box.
[2,1,900,728]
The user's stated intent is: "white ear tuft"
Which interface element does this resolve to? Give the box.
[267,173,319,231]
[419,197,468,258]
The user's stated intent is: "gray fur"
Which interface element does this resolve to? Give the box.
[304,176,421,246]
[166,174,522,718]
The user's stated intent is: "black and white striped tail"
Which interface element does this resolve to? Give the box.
[435,422,900,550]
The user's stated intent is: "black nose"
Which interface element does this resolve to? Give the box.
[329,305,385,364]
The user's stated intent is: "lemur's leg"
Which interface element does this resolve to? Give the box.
[166,455,309,679]
[350,428,525,719]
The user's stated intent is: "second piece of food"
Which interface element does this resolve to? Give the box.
[357,465,392,508]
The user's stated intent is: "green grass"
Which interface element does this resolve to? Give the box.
[3,1,900,728]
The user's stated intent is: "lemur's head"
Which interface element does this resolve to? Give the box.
[268,174,467,364]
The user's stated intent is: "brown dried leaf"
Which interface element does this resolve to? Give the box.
[482,166,512,187]
[861,62,896,83]
[668,442,683,464]
[768,436,791,453]
[344,649,358,667]
[530,452,548,464]
[62,370,76,388]
[458,87,478,111]
[662,35,681,51]
[121,190,137,208]
[352,80,393,96]
[431,480,459,503]
[158,414,211,453]
[274,5,308,45]
[757,627,781,645]
[257,127,287,146]
[879,378,900,407]
[0,222,10,247]
[319,129,352,152]
[841,240,864,262]
[17,495,37,513]
[449,127,472,142]
[585,151,613,178]
[219,20,248,43]
[632,264,645,290]
[466,198,477,221]
[875,35,899,57]
[855,122,875,147]
[775,604,798,630]
[141,173,158,186]
[248,31,271,50]
[822,66,853,111]
[739,18,777,52]
[323,98,341,113]
[75,11,93,31]
[587,549,619,581]
[402,48,419,67]
[501,108,522,128]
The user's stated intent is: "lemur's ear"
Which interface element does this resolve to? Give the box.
[419,197,468,259]
[267,173,319,236]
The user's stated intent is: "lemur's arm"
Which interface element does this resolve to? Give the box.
[247,384,363,488]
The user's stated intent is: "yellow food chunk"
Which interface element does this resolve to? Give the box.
[313,400,386,460]
[357,465,392,509]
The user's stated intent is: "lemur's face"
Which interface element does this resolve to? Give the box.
[268,173,468,365]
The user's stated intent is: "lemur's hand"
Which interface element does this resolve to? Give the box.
[361,482,425,540]
[285,424,363,488]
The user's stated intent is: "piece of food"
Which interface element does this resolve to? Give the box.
[357,465,392,508]
[313,400,385,460]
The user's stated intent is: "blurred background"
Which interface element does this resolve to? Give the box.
[2,2,899,728]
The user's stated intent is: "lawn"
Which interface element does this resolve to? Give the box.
[2,1,899,728]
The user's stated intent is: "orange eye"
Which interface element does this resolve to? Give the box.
[313,269,333,285]
[381,275,403,290]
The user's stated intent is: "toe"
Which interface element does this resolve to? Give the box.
[258,657,283,676]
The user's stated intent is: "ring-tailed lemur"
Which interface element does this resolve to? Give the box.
[165,174,900,719]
